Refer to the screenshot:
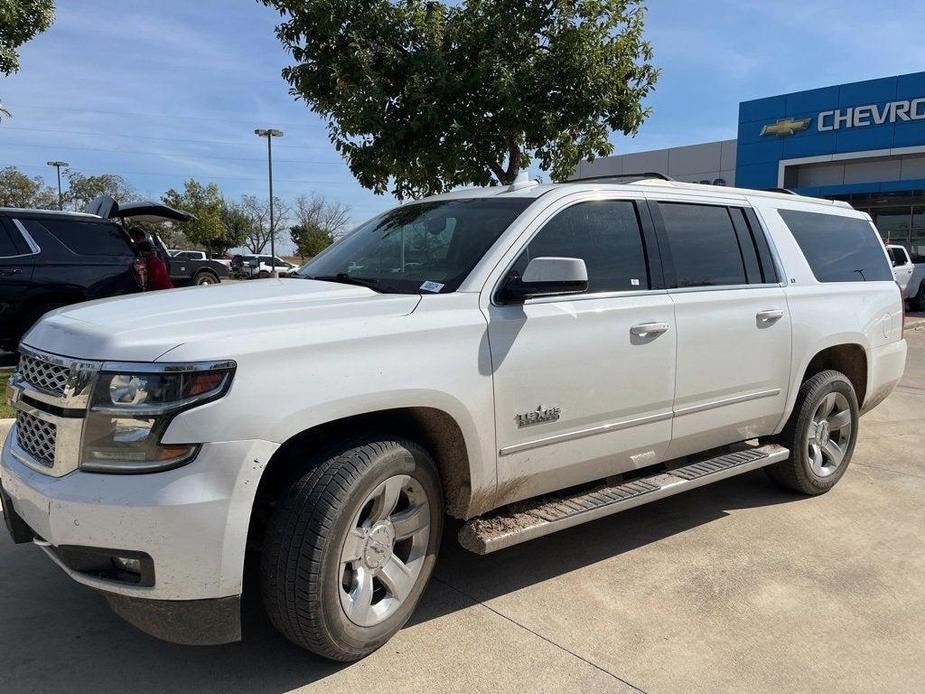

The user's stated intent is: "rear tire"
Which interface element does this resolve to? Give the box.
[909,281,925,311]
[194,271,219,286]
[260,438,443,661]
[766,370,859,495]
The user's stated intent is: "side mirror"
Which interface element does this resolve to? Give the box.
[500,257,589,302]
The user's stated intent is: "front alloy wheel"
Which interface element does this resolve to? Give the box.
[339,475,431,627]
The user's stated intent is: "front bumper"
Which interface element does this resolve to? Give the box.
[1,430,278,643]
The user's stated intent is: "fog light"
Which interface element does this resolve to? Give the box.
[112,556,142,574]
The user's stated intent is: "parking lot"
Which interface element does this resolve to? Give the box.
[1,323,923,693]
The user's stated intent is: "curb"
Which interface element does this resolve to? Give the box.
[0,418,11,448]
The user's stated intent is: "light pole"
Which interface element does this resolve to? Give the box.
[254,128,284,277]
[47,161,69,210]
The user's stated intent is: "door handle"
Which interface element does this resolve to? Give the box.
[757,309,784,323]
[631,322,670,338]
[0,267,22,275]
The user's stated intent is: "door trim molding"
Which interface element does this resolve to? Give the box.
[499,410,673,457]
[498,388,781,457]
[673,388,782,417]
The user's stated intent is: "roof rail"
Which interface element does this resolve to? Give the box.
[763,187,798,195]
[567,171,675,183]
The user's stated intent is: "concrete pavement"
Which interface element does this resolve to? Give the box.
[1,328,924,693]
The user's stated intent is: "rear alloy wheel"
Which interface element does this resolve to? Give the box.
[767,370,859,494]
[260,438,443,661]
[806,392,852,478]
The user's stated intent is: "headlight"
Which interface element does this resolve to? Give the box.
[80,361,235,473]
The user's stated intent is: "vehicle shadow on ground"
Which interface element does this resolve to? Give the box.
[0,470,802,693]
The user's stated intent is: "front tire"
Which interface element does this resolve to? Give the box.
[767,370,859,495]
[260,438,443,661]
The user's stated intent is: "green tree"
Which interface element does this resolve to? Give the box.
[0,165,57,208]
[1,0,55,120]
[290,193,350,258]
[161,180,227,257]
[262,0,658,198]
[219,201,253,255]
[65,171,137,211]
[290,224,333,259]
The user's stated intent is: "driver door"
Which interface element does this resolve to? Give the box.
[486,196,676,504]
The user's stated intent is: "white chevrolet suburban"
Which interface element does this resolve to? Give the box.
[1,176,907,661]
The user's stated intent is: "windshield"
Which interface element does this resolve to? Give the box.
[297,198,531,293]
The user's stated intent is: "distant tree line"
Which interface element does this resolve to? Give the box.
[0,165,351,259]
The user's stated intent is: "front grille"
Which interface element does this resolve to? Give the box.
[16,411,57,468]
[19,354,70,396]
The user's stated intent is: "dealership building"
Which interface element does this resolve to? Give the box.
[575,70,925,257]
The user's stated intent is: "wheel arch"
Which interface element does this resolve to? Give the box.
[804,343,868,405]
[246,405,481,556]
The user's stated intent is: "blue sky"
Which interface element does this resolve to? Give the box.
[2,0,924,237]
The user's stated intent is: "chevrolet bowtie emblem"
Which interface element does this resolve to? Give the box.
[760,117,812,136]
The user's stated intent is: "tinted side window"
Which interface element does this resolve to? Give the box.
[779,210,893,283]
[0,223,20,257]
[512,200,650,293]
[888,247,909,265]
[659,203,747,287]
[22,219,135,258]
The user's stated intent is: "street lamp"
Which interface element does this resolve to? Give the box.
[254,128,284,277]
[46,161,68,210]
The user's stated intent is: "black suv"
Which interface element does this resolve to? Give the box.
[0,207,145,351]
[0,198,199,351]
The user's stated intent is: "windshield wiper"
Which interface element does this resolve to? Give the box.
[306,273,384,292]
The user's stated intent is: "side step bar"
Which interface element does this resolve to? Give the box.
[459,443,789,554]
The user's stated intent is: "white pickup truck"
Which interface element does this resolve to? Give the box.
[887,244,925,310]
[2,177,907,661]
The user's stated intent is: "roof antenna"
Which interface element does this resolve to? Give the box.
[508,170,537,191]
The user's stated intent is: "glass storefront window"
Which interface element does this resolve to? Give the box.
[870,207,912,247]
[912,207,925,261]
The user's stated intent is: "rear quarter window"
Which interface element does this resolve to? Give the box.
[21,218,136,258]
[778,209,892,283]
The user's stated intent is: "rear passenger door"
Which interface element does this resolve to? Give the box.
[18,217,140,302]
[648,199,792,459]
[0,219,37,340]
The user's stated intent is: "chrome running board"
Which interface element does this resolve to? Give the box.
[459,443,789,554]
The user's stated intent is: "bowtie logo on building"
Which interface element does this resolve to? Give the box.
[760,117,812,137]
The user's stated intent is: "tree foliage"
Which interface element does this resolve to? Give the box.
[162,180,228,257]
[0,165,56,208]
[65,171,137,211]
[1,0,55,119]
[290,193,350,258]
[262,0,658,198]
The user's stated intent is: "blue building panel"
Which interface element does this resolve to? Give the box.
[892,120,925,150]
[736,70,925,191]
[835,126,895,154]
[837,76,897,108]
[738,94,788,124]
[786,86,838,115]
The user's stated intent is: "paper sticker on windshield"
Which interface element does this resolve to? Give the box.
[420,281,444,293]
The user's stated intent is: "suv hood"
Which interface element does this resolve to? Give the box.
[23,280,421,362]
